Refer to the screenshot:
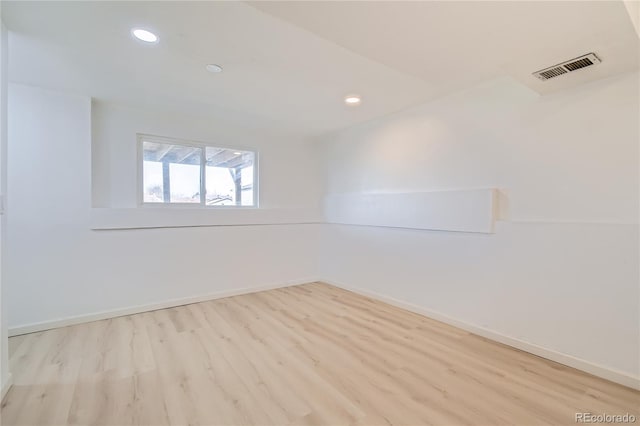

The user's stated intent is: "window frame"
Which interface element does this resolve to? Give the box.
[137,133,259,208]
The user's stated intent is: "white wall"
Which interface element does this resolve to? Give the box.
[92,101,324,210]
[319,72,640,383]
[0,16,10,397]
[6,84,321,330]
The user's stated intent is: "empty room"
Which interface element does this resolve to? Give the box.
[0,1,638,425]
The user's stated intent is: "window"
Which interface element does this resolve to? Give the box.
[139,135,257,207]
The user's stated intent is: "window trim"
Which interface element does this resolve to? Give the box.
[137,133,259,208]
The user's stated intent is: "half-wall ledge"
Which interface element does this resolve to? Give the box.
[90,207,323,230]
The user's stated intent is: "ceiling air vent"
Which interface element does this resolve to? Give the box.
[533,53,601,81]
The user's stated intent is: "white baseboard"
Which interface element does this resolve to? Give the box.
[8,277,320,337]
[322,279,640,391]
[1,373,13,402]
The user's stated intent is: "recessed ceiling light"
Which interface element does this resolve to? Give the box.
[344,95,362,106]
[205,64,223,73]
[233,151,242,155]
[131,28,158,43]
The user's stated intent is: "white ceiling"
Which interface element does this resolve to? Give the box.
[250,1,639,96]
[3,1,434,138]
[3,1,639,139]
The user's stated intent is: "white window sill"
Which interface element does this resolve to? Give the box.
[90,207,323,230]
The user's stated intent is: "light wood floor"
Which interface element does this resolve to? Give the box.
[2,283,638,426]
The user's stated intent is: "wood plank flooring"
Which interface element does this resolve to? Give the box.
[2,282,638,425]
